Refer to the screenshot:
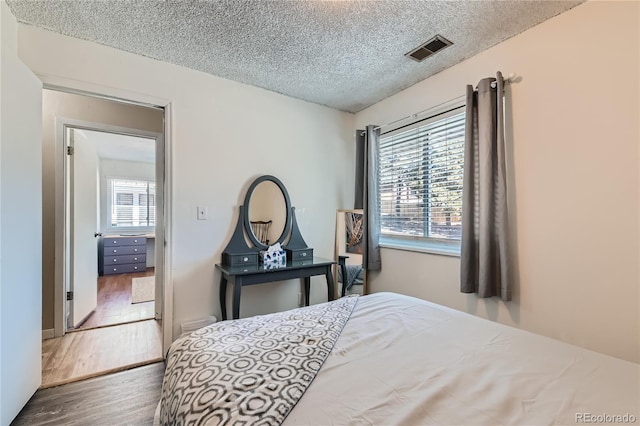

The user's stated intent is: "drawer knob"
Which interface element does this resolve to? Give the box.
[134,239,138,243]
[113,268,117,271]
[134,249,138,252]
[134,257,138,261]
[113,240,117,244]
[113,259,117,262]
[113,249,117,253]
[243,257,248,262]
[134,266,138,270]
[302,252,307,257]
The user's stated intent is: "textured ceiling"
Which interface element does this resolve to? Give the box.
[7,0,582,113]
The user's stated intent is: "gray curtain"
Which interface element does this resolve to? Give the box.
[355,125,381,271]
[460,72,510,301]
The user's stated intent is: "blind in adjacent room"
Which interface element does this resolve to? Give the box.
[108,178,156,228]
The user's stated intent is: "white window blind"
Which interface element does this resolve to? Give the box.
[108,178,156,229]
[379,110,465,241]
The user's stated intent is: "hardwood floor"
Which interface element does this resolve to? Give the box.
[41,319,163,388]
[76,269,155,330]
[12,362,165,426]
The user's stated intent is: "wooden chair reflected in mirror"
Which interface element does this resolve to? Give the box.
[335,209,367,297]
[250,220,272,246]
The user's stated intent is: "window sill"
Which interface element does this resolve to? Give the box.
[379,236,461,257]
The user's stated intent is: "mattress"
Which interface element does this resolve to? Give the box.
[159,292,639,425]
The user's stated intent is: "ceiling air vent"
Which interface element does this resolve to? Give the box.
[405,35,453,62]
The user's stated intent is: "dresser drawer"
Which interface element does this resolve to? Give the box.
[222,252,258,266]
[103,263,146,275]
[103,245,145,255]
[286,248,313,261]
[104,254,146,265]
[103,237,146,247]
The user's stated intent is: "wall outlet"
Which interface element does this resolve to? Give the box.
[197,206,207,220]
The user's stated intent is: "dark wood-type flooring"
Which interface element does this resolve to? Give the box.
[12,362,166,426]
[77,268,155,330]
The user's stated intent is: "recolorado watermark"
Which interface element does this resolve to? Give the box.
[576,413,637,423]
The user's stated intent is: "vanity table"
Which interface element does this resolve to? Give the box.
[219,175,330,320]
[216,257,335,320]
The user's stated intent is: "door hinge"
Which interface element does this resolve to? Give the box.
[66,291,73,301]
[67,146,74,155]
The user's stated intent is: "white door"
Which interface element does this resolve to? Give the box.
[68,128,98,328]
[0,2,44,423]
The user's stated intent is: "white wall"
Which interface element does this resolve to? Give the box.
[0,1,43,423]
[17,24,355,340]
[356,1,639,363]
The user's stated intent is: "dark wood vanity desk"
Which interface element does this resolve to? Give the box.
[216,257,336,320]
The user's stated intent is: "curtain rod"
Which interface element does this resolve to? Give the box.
[381,104,464,136]
[490,72,516,89]
[373,94,465,133]
[369,72,516,135]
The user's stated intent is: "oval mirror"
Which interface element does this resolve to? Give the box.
[243,175,291,249]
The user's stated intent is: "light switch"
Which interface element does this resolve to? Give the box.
[197,206,207,220]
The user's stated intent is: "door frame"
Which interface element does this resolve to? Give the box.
[50,89,173,354]
[57,119,163,332]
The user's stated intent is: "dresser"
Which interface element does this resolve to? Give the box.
[99,236,147,275]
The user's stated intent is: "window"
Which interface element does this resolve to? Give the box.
[379,109,465,250]
[117,193,134,205]
[139,193,155,206]
[108,178,156,229]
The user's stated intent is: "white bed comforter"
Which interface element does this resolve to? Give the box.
[285,292,639,425]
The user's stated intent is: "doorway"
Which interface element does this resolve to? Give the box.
[66,127,160,331]
[42,88,168,387]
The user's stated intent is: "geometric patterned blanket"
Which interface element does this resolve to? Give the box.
[158,295,359,426]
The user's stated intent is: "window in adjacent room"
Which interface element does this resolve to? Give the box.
[378,107,465,255]
[108,178,156,230]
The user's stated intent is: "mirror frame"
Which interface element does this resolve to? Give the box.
[242,175,292,250]
[334,209,367,298]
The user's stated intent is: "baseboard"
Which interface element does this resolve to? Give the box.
[42,329,55,340]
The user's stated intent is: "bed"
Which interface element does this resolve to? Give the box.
[156,292,639,425]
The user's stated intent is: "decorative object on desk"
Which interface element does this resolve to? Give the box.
[259,242,286,266]
[335,209,367,298]
[262,259,286,270]
[221,175,313,266]
[131,276,155,304]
